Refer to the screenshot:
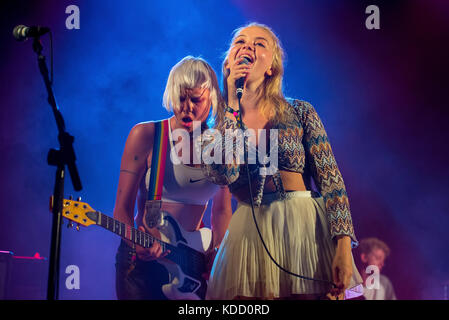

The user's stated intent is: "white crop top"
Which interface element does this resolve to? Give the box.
[145,120,219,205]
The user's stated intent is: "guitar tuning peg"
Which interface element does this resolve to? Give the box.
[76,196,82,202]
[67,221,74,229]
[69,195,73,200]
[76,224,81,231]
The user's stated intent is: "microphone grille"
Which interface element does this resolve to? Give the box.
[240,56,251,65]
[12,25,27,41]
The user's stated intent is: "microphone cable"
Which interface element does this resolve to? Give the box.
[234,94,338,294]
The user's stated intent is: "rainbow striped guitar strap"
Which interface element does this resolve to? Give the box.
[144,119,169,228]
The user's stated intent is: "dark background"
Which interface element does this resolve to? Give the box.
[0,0,448,299]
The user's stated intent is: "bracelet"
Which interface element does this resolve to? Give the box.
[225,106,241,123]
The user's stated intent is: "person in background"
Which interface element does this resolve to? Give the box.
[357,237,397,300]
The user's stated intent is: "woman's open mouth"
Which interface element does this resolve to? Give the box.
[238,53,255,66]
[182,116,193,127]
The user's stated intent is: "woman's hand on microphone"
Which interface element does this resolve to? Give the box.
[226,56,252,105]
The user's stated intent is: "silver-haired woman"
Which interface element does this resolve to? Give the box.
[113,56,232,299]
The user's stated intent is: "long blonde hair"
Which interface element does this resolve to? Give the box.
[221,22,290,125]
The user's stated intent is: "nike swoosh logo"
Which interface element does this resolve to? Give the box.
[189,178,205,183]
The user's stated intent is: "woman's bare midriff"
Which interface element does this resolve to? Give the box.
[233,170,307,202]
[135,200,207,233]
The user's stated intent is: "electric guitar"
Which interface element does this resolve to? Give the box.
[56,197,211,300]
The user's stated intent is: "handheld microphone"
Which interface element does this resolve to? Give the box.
[13,25,50,41]
[235,57,251,100]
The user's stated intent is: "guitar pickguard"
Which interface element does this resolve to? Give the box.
[163,215,187,244]
[155,211,211,300]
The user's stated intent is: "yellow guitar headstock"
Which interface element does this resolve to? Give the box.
[50,197,99,227]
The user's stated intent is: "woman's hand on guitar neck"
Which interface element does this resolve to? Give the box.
[135,226,170,261]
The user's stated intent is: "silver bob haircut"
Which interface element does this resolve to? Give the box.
[163,56,221,118]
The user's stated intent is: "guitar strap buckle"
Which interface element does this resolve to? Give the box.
[144,199,162,229]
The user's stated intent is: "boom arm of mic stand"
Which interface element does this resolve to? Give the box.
[32,36,82,300]
[34,37,82,191]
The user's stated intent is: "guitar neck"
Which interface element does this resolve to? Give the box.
[95,212,176,254]
[93,211,206,277]
[61,199,202,274]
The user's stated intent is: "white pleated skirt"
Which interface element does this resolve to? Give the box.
[206,191,362,299]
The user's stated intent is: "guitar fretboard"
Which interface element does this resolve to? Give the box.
[95,212,195,267]
[97,212,168,248]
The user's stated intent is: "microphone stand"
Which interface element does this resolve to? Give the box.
[32,36,82,300]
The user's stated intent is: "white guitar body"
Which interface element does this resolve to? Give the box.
[156,212,212,300]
